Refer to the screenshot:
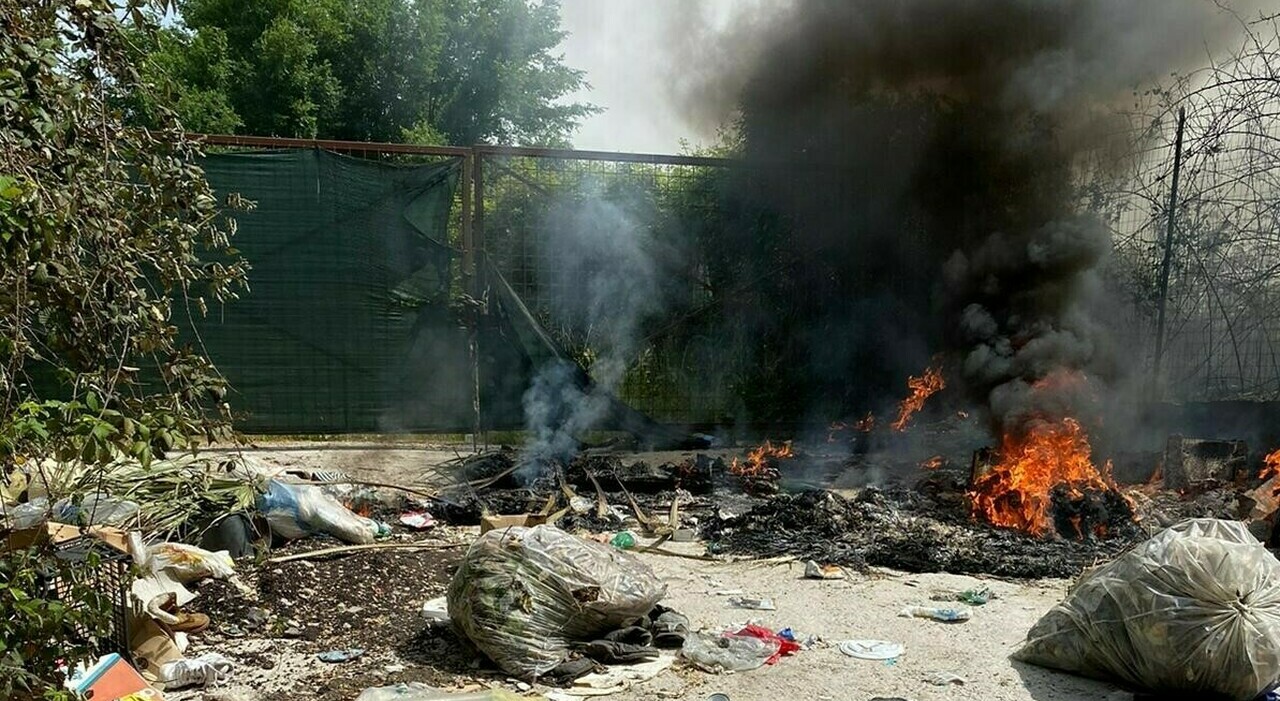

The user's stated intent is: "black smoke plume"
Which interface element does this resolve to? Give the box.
[677,0,1253,439]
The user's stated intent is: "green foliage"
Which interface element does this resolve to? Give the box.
[1,0,247,691]
[132,0,599,145]
[0,546,112,701]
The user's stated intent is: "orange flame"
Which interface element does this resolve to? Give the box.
[731,440,794,477]
[827,413,875,442]
[921,455,944,470]
[891,365,946,431]
[1261,448,1280,481]
[969,417,1119,536]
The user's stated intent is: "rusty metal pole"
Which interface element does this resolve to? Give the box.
[1153,106,1187,396]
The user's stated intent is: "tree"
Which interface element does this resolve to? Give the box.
[133,0,598,146]
[1,0,246,691]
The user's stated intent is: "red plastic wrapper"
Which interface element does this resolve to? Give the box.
[734,624,801,664]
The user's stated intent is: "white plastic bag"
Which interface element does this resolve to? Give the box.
[257,479,387,544]
[1016,518,1280,700]
[447,525,666,679]
[145,542,236,583]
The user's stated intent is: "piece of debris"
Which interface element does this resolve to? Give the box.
[65,653,157,700]
[1017,519,1280,700]
[399,510,436,530]
[838,640,904,661]
[923,671,966,686]
[803,560,847,580]
[681,630,780,672]
[930,587,995,605]
[899,605,972,623]
[317,648,365,663]
[1163,435,1249,492]
[726,596,776,611]
[733,624,802,664]
[356,683,524,700]
[422,596,450,623]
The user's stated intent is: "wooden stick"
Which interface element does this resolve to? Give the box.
[267,541,463,564]
[319,479,439,500]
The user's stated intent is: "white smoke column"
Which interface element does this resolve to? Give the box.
[519,180,667,479]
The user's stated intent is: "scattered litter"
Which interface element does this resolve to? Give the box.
[422,596,450,623]
[803,560,846,580]
[543,654,675,698]
[707,694,731,701]
[898,605,971,623]
[384,664,406,673]
[610,531,637,550]
[733,624,801,664]
[726,596,775,611]
[399,511,436,530]
[671,528,697,542]
[838,640,903,661]
[712,589,744,596]
[1017,519,1280,701]
[448,525,665,677]
[931,587,994,606]
[682,630,779,672]
[569,496,594,513]
[318,648,365,663]
[923,671,965,686]
[159,652,234,690]
[356,683,523,700]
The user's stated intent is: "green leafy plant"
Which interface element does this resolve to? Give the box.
[1,0,247,692]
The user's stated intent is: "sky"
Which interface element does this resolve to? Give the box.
[557,0,768,154]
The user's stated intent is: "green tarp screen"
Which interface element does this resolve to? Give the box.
[196,149,467,433]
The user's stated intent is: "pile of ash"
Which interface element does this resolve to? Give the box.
[701,483,1146,579]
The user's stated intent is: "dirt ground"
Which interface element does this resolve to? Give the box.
[168,443,1129,701]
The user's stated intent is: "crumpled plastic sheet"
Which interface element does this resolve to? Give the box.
[1015,518,1280,701]
[447,525,666,679]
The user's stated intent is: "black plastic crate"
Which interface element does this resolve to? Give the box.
[48,536,133,662]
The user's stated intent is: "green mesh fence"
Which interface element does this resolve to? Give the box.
[196,149,469,433]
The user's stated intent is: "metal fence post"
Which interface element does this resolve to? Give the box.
[1153,106,1187,397]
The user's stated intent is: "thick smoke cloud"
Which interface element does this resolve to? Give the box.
[675,0,1255,439]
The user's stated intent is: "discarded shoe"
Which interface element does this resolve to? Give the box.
[167,612,211,634]
[159,652,234,690]
[581,640,660,665]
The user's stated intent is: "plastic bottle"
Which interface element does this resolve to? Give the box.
[899,605,972,622]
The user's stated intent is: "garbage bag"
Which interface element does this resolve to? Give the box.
[1015,518,1280,700]
[257,479,387,545]
[447,525,666,678]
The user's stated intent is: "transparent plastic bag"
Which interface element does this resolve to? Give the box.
[53,492,140,526]
[681,631,780,672]
[257,479,386,544]
[1015,519,1280,700]
[5,496,50,529]
[447,525,666,679]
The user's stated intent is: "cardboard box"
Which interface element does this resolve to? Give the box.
[479,513,547,534]
[2,521,130,555]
